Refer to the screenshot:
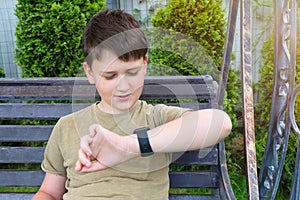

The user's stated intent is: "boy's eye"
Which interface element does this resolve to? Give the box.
[128,67,142,76]
[128,71,138,76]
[103,74,116,80]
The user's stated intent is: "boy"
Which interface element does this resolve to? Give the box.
[33,9,232,200]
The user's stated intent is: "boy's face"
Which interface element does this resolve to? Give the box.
[84,53,148,114]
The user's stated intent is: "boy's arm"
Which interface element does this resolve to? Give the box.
[75,109,232,172]
[32,173,66,200]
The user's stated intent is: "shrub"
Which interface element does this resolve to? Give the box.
[15,0,105,77]
[148,0,226,79]
[0,68,5,77]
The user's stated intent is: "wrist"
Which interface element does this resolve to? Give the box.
[123,134,140,155]
[121,128,154,157]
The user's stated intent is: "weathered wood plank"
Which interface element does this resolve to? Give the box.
[169,171,219,188]
[0,125,52,142]
[0,76,216,101]
[0,84,214,100]
[0,170,219,189]
[169,195,219,200]
[0,147,44,163]
[0,102,212,120]
[172,147,218,166]
[0,193,220,200]
[0,146,218,166]
[0,193,35,200]
[0,104,89,120]
[0,171,45,187]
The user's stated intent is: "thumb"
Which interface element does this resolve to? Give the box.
[89,124,104,137]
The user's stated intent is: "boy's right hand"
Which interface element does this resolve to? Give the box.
[75,124,139,172]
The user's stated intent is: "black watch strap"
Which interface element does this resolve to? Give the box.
[134,127,153,157]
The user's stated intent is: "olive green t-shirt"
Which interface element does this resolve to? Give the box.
[41,100,190,200]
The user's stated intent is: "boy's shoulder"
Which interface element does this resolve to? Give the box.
[53,103,97,138]
[58,103,96,124]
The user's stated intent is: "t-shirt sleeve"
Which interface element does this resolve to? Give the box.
[41,119,67,177]
[152,104,192,127]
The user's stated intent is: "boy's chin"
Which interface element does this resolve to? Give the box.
[109,104,133,114]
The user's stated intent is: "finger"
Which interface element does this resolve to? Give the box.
[80,161,107,172]
[88,135,93,145]
[74,160,83,172]
[89,124,99,137]
[80,136,92,156]
[78,148,91,168]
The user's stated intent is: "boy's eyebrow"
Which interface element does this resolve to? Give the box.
[100,65,143,74]
[100,71,116,74]
[127,65,143,70]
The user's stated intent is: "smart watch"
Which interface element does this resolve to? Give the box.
[133,127,154,157]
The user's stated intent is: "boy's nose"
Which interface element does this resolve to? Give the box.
[116,76,130,92]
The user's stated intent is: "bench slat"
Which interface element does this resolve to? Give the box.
[0,147,218,165]
[0,170,218,188]
[0,193,219,200]
[0,85,90,100]
[0,147,44,163]
[172,148,218,166]
[0,76,212,86]
[0,193,35,200]
[0,104,89,120]
[0,103,211,120]
[169,195,220,200]
[0,125,53,142]
[169,171,219,188]
[0,84,213,100]
[142,84,214,99]
[0,171,45,187]
[0,76,216,101]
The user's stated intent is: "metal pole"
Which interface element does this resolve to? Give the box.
[240,0,259,199]
[218,0,239,107]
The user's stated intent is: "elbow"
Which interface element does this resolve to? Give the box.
[212,109,232,143]
[222,112,232,139]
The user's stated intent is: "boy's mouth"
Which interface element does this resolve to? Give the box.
[115,94,132,101]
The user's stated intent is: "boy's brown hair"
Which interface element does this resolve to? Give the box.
[82,9,148,66]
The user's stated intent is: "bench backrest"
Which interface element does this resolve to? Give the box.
[0,76,230,200]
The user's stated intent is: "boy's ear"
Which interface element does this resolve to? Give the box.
[144,55,148,65]
[83,62,95,84]
[143,55,148,74]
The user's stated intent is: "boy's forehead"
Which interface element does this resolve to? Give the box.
[94,50,119,68]
[91,54,143,72]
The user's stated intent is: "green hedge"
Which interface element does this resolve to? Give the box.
[15,0,105,77]
[0,68,5,77]
[148,0,226,79]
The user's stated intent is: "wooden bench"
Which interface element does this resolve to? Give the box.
[0,76,236,200]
